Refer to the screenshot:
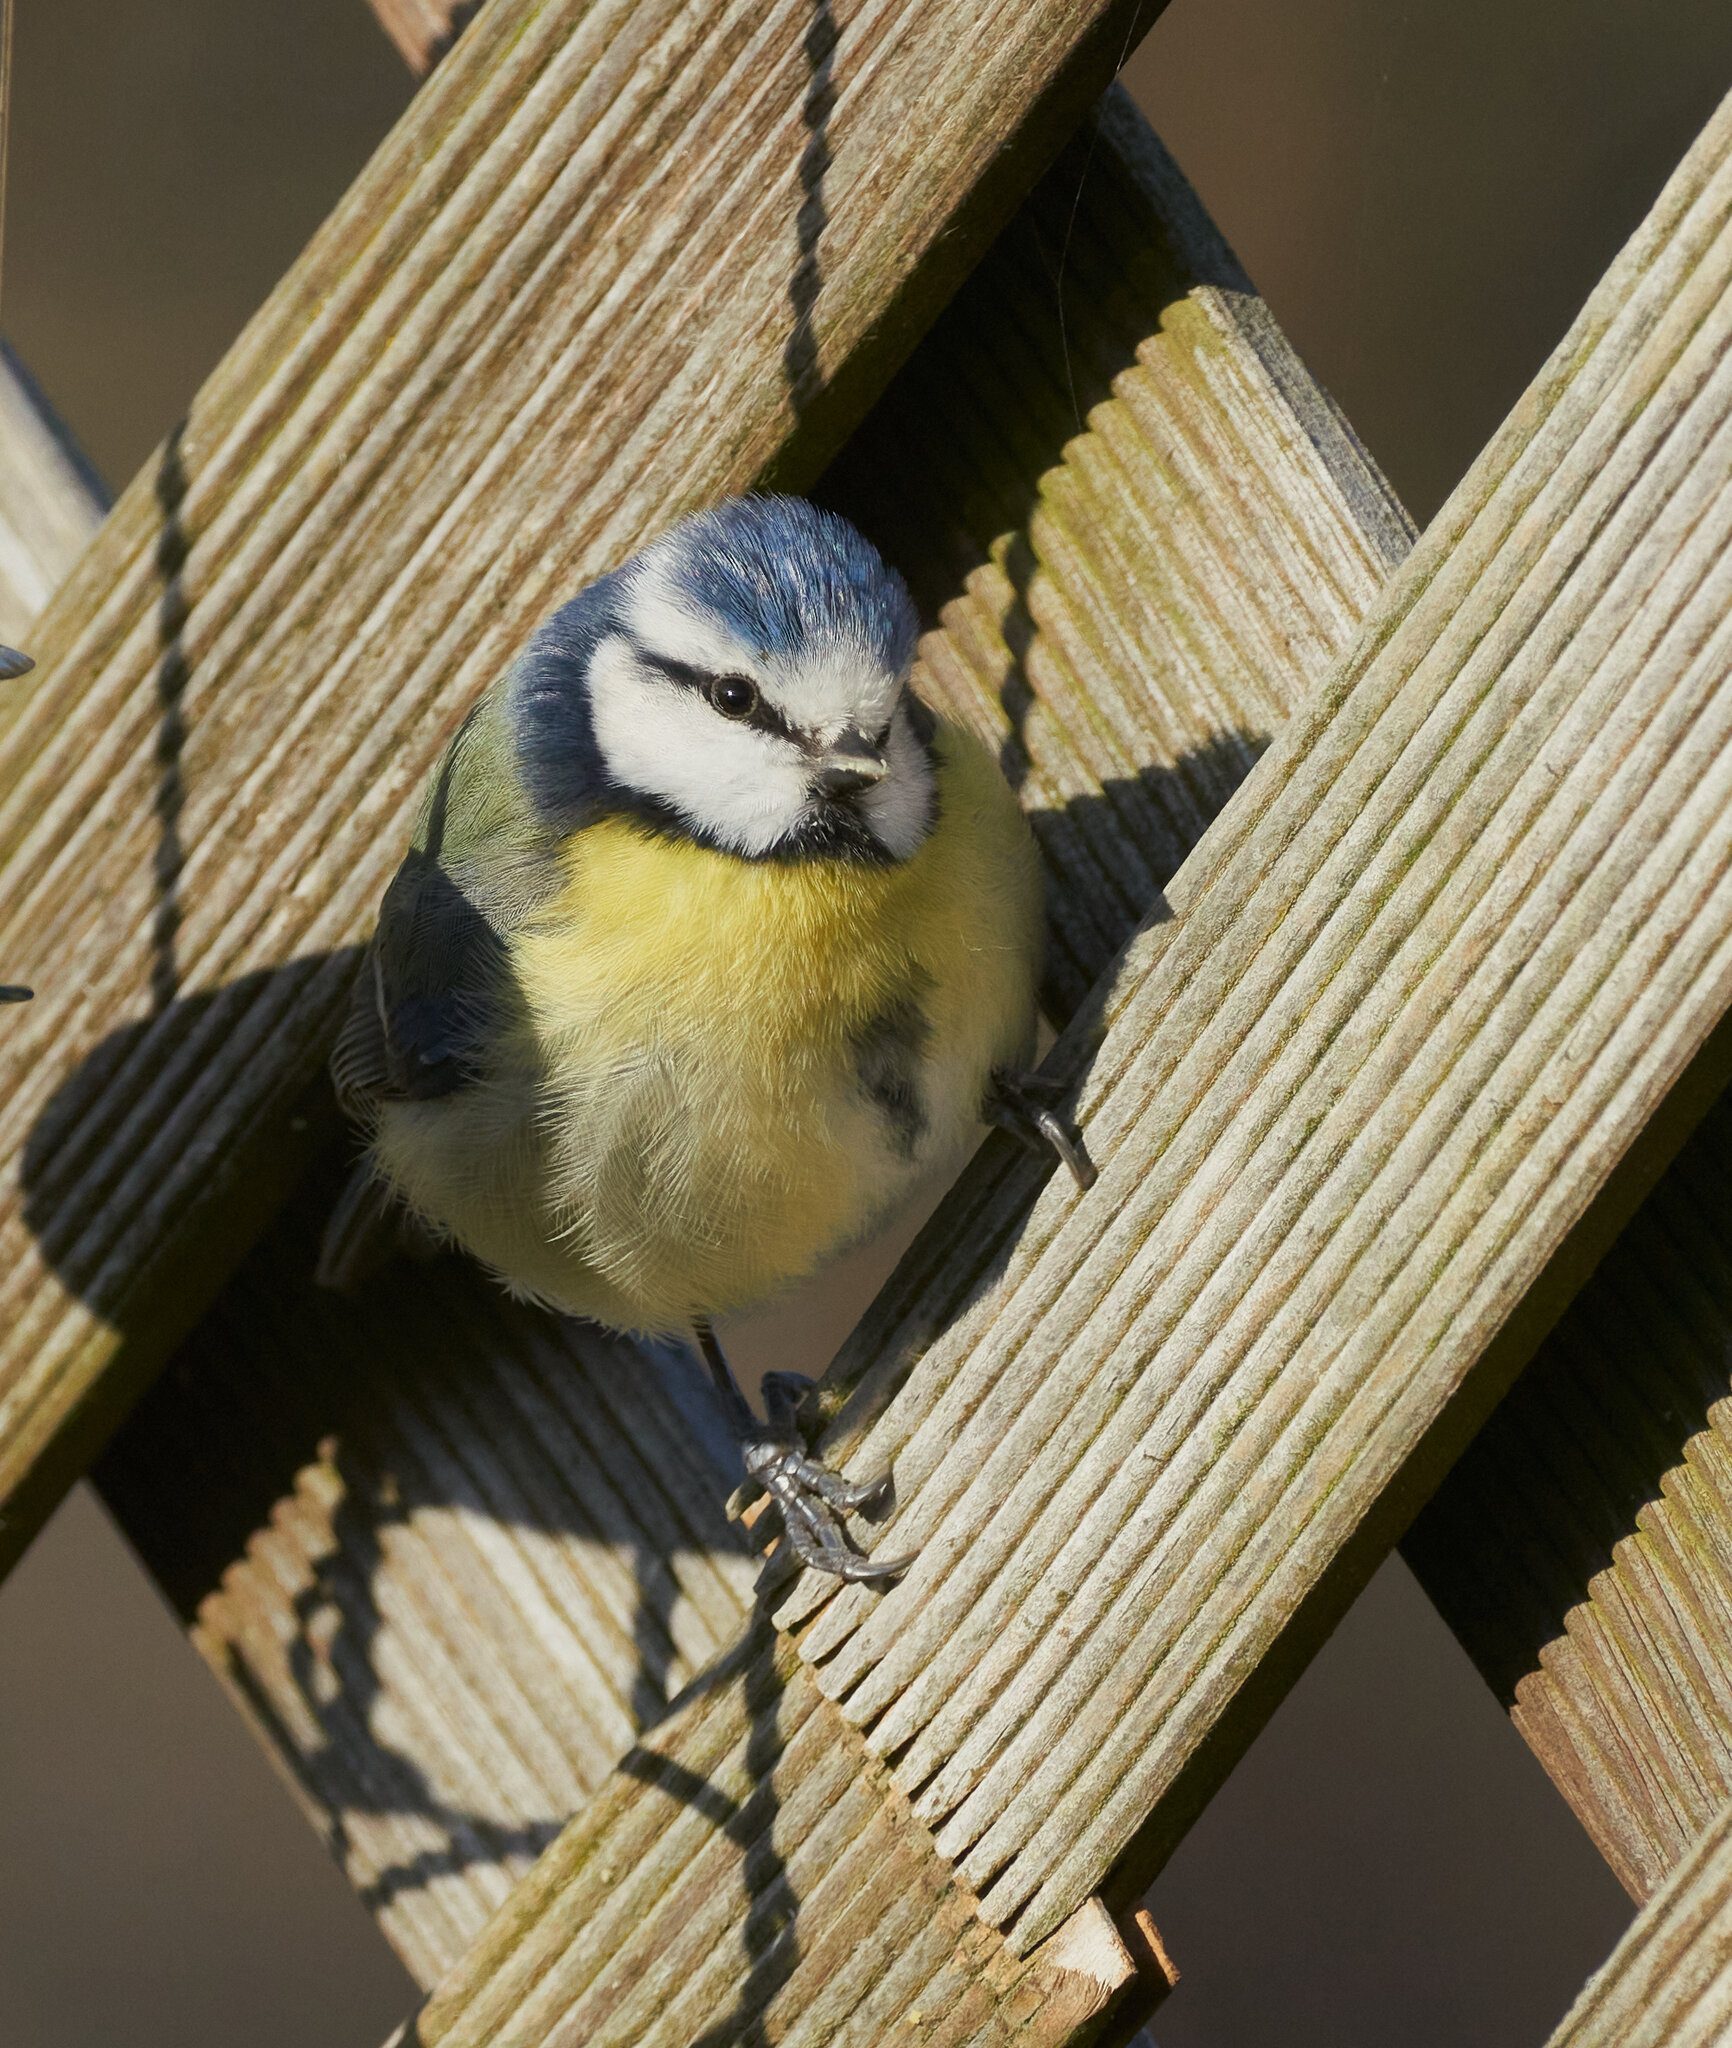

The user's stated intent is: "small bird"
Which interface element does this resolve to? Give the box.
[323,496,1090,1579]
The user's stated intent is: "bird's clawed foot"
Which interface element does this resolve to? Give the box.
[742,1438,911,1584]
[695,1337,915,1586]
[986,1067,1097,1191]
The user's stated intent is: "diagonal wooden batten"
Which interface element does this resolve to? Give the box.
[93,92,1407,1988]
[51,0,1732,1985]
[819,88,1409,1017]
[29,0,1732,2018]
[31,0,1732,2018]
[395,1625,1137,2048]
[765,86,1732,1954]
[98,1164,760,1988]
[0,0,1179,1573]
[1405,1082,1732,1902]
[1544,1790,1732,2046]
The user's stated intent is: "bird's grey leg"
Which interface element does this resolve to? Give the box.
[693,1322,913,1585]
[985,1066,1097,1190]
[758,1372,889,1514]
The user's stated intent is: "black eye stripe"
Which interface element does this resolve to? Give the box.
[746,695,797,742]
[640,651,711,690]
[639,650,798,742]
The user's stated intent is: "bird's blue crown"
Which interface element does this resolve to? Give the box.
[511,497,922,855]
[662,497,918,673]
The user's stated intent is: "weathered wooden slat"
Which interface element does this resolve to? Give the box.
[820,92,1409,1019]
[0,0,1170,1574]
[1544,1791,1732,2046]
[96,92,1407,1988]
[356,0,1732,1935]
[373,77,1732,2048]
[1404,1085,1732,1901]
[99,1163,759,1987]
[764,81,1732,1953]
[395,1624,1139,2048]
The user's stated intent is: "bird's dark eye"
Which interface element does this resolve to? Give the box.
[708,675,759,720]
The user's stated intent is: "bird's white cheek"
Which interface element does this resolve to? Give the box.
[691,728,815,854]
[588,653,811,855]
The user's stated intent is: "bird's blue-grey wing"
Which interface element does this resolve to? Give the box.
[330,851,509,1117]
[321,849,513,1291]
[321,694,545,1289]
[330,694,535,1122]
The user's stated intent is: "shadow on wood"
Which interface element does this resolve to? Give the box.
[19,85,1407,1998]
[25,735,1242,1967]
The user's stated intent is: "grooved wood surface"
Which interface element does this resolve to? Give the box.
[398,1625,1129,2048]
[1406,1083,1732,1901]
[1545,1791,1732,2046]
[821,88,1410,1019]
[101,1167,758,1989]
[97,94,1407,1988]
[771,85,1732,1953]
[0,0,1161,1571]
[224,2,1732,1945]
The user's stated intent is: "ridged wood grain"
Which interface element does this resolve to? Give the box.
[395,1624,1135,2048]
[1545,1791,1732,2046]
[98,1165,759,1987]
[232,11,1732,1947]
[767,84,1732,1953]
[1406,1084,1732,1901]
[820,89,1409,1018]
[0,0,1161,1575]
[96,94,1407,1988]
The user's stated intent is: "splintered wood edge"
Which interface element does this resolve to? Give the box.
[366,0,479,76]
[1025,1896,1136,2031]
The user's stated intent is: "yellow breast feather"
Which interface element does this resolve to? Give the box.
[381,722,1042,1334]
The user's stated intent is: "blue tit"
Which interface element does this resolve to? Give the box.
[323,495,1091,1578]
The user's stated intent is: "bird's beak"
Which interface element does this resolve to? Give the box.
[814,727,890,797]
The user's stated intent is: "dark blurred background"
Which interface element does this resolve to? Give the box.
[1,2,1728,2043]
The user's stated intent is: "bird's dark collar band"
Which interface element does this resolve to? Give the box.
[591,784,908,867]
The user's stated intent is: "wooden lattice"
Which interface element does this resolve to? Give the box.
[2,3,1732,2039]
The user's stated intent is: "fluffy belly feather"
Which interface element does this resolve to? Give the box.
[374,724,1042,1335]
